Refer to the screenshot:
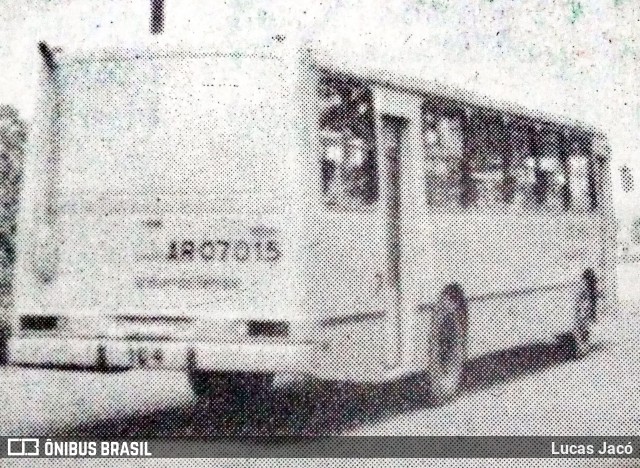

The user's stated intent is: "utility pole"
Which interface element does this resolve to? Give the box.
[150,0,164,34]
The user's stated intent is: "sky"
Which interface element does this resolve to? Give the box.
[0,0,638,207]
[0,1,638,117]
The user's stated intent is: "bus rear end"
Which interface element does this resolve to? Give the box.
[9,47,314,385]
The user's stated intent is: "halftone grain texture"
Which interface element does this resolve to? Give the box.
[0,1,639,468]
[0,105,26,289]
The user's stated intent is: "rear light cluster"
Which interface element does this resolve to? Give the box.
[20,315,61,332]
[17,315,291,340]
[247,320,289,338]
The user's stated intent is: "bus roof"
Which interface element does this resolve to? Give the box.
[311,49,603,137]
[50,42,287,65]
[45,42,603,137]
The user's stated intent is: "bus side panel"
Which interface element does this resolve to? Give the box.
[425,214,577,357]
[411,282,575,366]
[465,288,575,359]
[306,212,390,381]
[314,318,388,381]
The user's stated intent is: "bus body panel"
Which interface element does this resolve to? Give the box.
[8,45,618,384]
[23,212,299,321]
[9,49,321,373]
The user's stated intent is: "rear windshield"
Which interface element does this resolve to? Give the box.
[56,54,291,212]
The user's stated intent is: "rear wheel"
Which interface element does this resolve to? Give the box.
[188,370,224,399]
[569,274,597,359]
[428,285,468,405]
[188,371,274,407]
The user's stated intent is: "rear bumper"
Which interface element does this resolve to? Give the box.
[8,337,316,374]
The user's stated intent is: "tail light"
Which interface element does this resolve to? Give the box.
[247,320,289,338]
[20,315,59,332]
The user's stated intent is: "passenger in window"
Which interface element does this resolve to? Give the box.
[504,126,531,209]
[318,80,377,209]
[548,172,566,211]
[320,129,342,194]
[568,144,591,212]
[533,170,550,206]
[343,135,367,198]
[459,158,478,207]
[455,111,509,209]
[499,174,517,205]
[536,156,562,210]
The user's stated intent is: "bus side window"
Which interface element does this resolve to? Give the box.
[534,129,569,212]
[459,112,508,209]
[422,106,464,207]
[505,124,536,210]
[506,125,569,212]
[318,79,378,209]
[567,134,597,212]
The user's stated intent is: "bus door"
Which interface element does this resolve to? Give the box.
[380,115,408,368]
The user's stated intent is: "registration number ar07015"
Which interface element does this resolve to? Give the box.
[167,239,281,262]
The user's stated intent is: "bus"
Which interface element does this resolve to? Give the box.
[7,42,618,405]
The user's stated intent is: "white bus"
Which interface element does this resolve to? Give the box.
[7,42,618,405]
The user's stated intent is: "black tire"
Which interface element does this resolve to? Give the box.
[188,370,223,399]
[428,285,468,405]
[188,371,274,407]
[569,274,597,359]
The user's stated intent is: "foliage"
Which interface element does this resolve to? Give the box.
[0,105,27,285]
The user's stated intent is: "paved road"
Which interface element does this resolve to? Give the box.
[0,315,635,436]
[1,311,640,467]
[1,265,639,467]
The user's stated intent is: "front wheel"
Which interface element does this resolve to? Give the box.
[428,285,468,405]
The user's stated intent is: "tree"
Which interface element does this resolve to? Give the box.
[0,105,27,287]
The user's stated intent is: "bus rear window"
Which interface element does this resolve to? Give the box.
[56,55,291,211]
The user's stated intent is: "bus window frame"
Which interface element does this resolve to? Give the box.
[317,75,380,211]
[566,131,599,213]
[420,98,603,217]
